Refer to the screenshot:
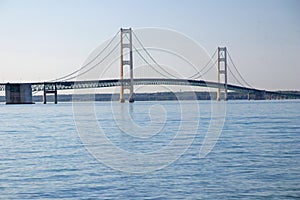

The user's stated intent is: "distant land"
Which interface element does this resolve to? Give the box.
[1,91,300,103]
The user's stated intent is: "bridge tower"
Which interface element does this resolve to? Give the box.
[120,28,134,103]
[217,47,228,101]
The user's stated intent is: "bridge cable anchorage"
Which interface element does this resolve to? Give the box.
[132,31,180,79]
[60,40,121,81]
[227,50,253,88]
[188,48,218,79]
[49,30,121,82]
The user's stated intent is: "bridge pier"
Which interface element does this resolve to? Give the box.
[5,83,33,104]
[254,90,266,100]
[43,83,57,104]
[247,90,266,100]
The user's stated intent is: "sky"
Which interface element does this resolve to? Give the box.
[0,0,299,90]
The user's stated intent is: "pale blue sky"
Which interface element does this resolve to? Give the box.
[0,0,299,90]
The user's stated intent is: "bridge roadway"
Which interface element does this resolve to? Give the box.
[0,78,299,99]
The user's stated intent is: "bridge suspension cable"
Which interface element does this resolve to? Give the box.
[228,64,245,87]
[132,31,180,79]
[196,59,218,79]
[227,50,253,88]
[131,44,176,79]
[132,31,221,80]
[48,28,254,90]
[61,40,121,81]
[142,47,204,79]
[49,30,120,82]
[124,33,172,78]
[188,49,217,79]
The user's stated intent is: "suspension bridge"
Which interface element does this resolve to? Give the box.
[1,28,299,104]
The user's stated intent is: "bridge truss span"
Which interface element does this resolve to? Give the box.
[1,79,300,101]
[28,78,262,94]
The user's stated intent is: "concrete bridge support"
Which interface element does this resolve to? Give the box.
[5,83,33,104]
[248,90,266,100]
[254,90,266,100]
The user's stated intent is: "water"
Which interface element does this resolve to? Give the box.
[0,100,300,199]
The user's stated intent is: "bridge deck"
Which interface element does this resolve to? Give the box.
[1,78,299,98]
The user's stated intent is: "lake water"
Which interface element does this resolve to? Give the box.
[0,100,299,199]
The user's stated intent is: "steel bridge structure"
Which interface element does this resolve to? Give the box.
[1,78,299,100]
[1,28,300,104]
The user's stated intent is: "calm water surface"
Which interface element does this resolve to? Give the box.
[0,100,299,199]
